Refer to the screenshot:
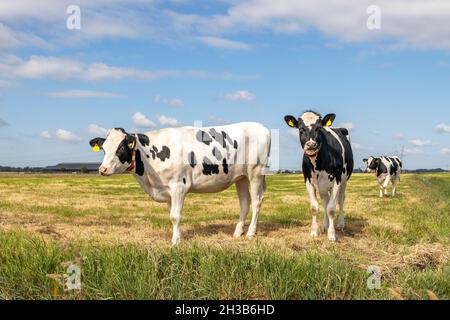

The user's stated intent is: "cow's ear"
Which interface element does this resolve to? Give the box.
[322,113,336,127]
[126,134,136,149]
[284,115,298,128]
[375,158,381,166]
[363,158,368,163]
[89,138,105,152]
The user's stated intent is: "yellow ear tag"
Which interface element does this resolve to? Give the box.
[129,142,135,149]
[92,145,100,152]
[326,119,332,127]
[288,120,294,127]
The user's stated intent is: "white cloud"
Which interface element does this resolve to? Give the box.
[157,114,179,126]
[87,124,108,136]
[132,112,157,128]
[404,147,424,155]
[0,79,15,89]
[338,122,355,130]
[39,129,80,142]
[0,54,254,82]
[351,142,364,150]
[222,90,255,102]
[169,0,450,51]
[409,139,432,146]
[55,129,81,143]
[197,36,251,50]
[154,95,184,107]
[0,23,50,49]
[441,148,450,155]
[39,131,52,139]
[47,90,124,98]
[435,123,450,134]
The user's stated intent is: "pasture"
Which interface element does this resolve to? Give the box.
[0,173,449,300]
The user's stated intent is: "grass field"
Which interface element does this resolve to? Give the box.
[0,173,449,300]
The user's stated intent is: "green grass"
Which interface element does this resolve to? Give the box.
[0,173,449,300]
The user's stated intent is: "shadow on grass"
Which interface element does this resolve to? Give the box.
[183,220,307,239]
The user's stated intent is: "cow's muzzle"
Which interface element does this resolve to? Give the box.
[99,166,110,176]
[304,141,320,158]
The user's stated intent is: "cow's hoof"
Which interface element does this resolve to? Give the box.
[171,237,181,246]
[246,233,256,239]
[328,234,336,242]
[310,224,319,237]
[337,221,345,230]
[233,226,244,238]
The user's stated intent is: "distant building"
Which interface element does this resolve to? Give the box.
[43,163,101,173]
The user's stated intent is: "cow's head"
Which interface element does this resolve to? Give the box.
[284,111,336,158]
[89,128,136,176]
[363,156,380,173]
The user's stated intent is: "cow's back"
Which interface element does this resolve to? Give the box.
[141,122,270,193]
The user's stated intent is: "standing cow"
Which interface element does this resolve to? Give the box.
[363,156,402,198]
[89,123,270,244]
[284,111,354,241]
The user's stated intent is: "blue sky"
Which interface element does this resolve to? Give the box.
[0,0,450,169]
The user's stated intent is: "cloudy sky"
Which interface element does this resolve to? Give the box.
[0,0,450,169]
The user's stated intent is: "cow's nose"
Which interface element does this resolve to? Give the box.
[306,141,318,149]
[99,166,108,175]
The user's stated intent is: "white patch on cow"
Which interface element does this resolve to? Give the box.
[100,129,129,175]
[300,112,320,129]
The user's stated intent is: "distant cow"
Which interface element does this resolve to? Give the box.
[363,156,402,198]
[284,111,354,241]
[89,123,271,244]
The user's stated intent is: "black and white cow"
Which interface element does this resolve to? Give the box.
[363,156,402,198]
[284,111,354,241]
[89,123,271,245]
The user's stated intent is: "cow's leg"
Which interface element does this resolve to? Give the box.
[392,175,399,197]
[378,178,384,198]
[326,183,340,241]
[337,181,347,230]
[306,180,320,237]
[246,175,265,238]
[169,186,186,245]
[320,192,330,232]
[383,175,391,197]
[234,178,251,238]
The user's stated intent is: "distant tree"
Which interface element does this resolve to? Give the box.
[80,166,89,174]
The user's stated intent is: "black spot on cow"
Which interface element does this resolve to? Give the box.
[233,140,238,149]
[222,131,233,147]
[222,158,229,174]
[135,149,145,176]
[146,154,150,158]
[209,128,225,148]
[212,146,222,161]
[152,146,158,152]
[115,138,134,164]
[202,157,219,175]
[156,146,170,162]
[183,178,186,184]
[137,133,150,146]
[188,151,197,168]
[196,130,212,145]
[149,150,156,160]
